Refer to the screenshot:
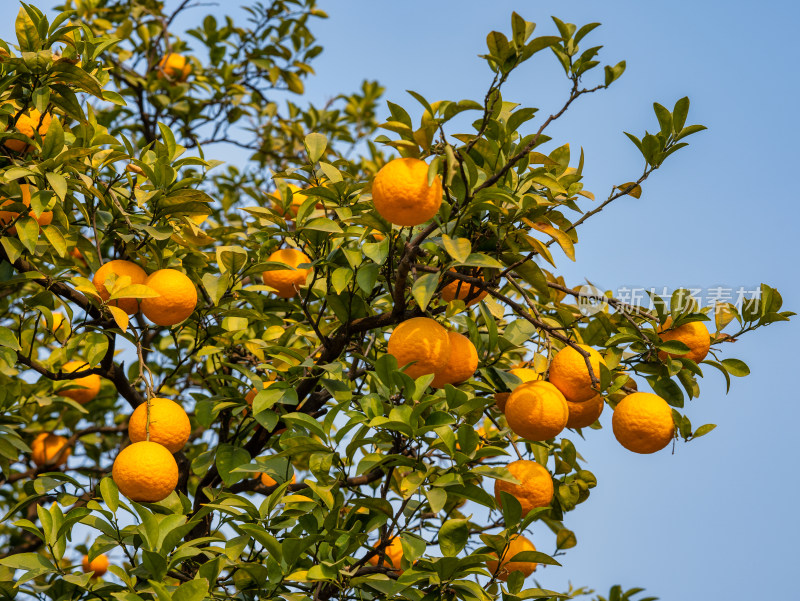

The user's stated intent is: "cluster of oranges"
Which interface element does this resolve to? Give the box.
[387,317,479,388]
[360,157,716,580]
[112,397,190,502]
[92,259,197,326]
[495,320,710,455]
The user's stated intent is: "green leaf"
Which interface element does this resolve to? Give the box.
[318,161,342,183]
[40,117,64,159]
[157,122,178,161]
[304,133,327,163]
[41,225,66,257]
[173,578,209,601]
[49,62,104,98]
[442,235,471,263]
[1,237,25,263]
[216,444,251,487]
[556,528,577,550]
[439,519,469,556]
[0,326,22,352]
[0,552,54,571]
[46,172,67,201]
[303,218,343,234]
[653,102,672,136]
[692,424,716,438]
[15,8,39,52]
[363,239,389,265]
[99,477,119,513]
[457,253,503,269]
[657,340,689,355]
[675,124,707,141]
[604,60,626,85]
[356,263,379,294]
[215,246,248,274]
[15,217,39,254]
[672,97,690,132]
[426,488,447,513]
[486,31,510,59]
[411,272,438,311]
[721,358,750,377]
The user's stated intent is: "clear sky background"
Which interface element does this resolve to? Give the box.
[4,1,800,599]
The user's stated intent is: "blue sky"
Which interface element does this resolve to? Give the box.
[4,1,800,598]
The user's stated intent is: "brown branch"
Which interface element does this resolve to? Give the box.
[472,82,605,197]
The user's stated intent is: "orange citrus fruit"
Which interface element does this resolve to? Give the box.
[612,392,675,454]
[371,157,442,226]
[441,270,488,305]
[658,318,711,363]
[140,269,197,326]
[486,534,537,581]
[431,331,478,388]
[31,433,71,467]
[57,361,101,404]
[495,367,541,412]
[92,260,148,315]
[504,381,569,441]
[548,344,605,402]
[4,108,52,152]
[157,53,191,81]
[494,459,553,514]
[566,394,604,429]
[368,537,404,572]
[262,248,311,298]
[81,554,109,577]
[260,472,296,487]
[112,441,179,502]
[0,184,52,234]
[387,317,450,380]
[128,398,191,453]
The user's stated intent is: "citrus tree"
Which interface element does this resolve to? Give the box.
[0,2,792,601]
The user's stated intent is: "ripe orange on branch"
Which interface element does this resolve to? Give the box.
[495,367,541,412]
[486,535,538,581]
[4,107,52,153]
[0,184,52,234]
[31,433,71,467]
[431,331,478,388]
[157,53,191,81]
[441,270,488,305]
[504,381,569,441]
[371,157,442,226]
[81,554,109,577]
[387,317,450,380]
[494,459,554,515]
[57,361,101,404]
[548,344,605,402]
[92,259,148,315]
[262,248,312,298]
[141,268,197,326]
[612,392,675,454]
[566,393,605,429]
[658,317,711,363]
[368,537,405,573]
[260,472,296,487]
[112,441,179,502]
[128,397,191,453]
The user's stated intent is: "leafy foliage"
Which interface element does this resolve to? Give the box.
[0,2,791,601]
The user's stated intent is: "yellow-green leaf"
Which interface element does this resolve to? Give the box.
[107,306,129,331]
